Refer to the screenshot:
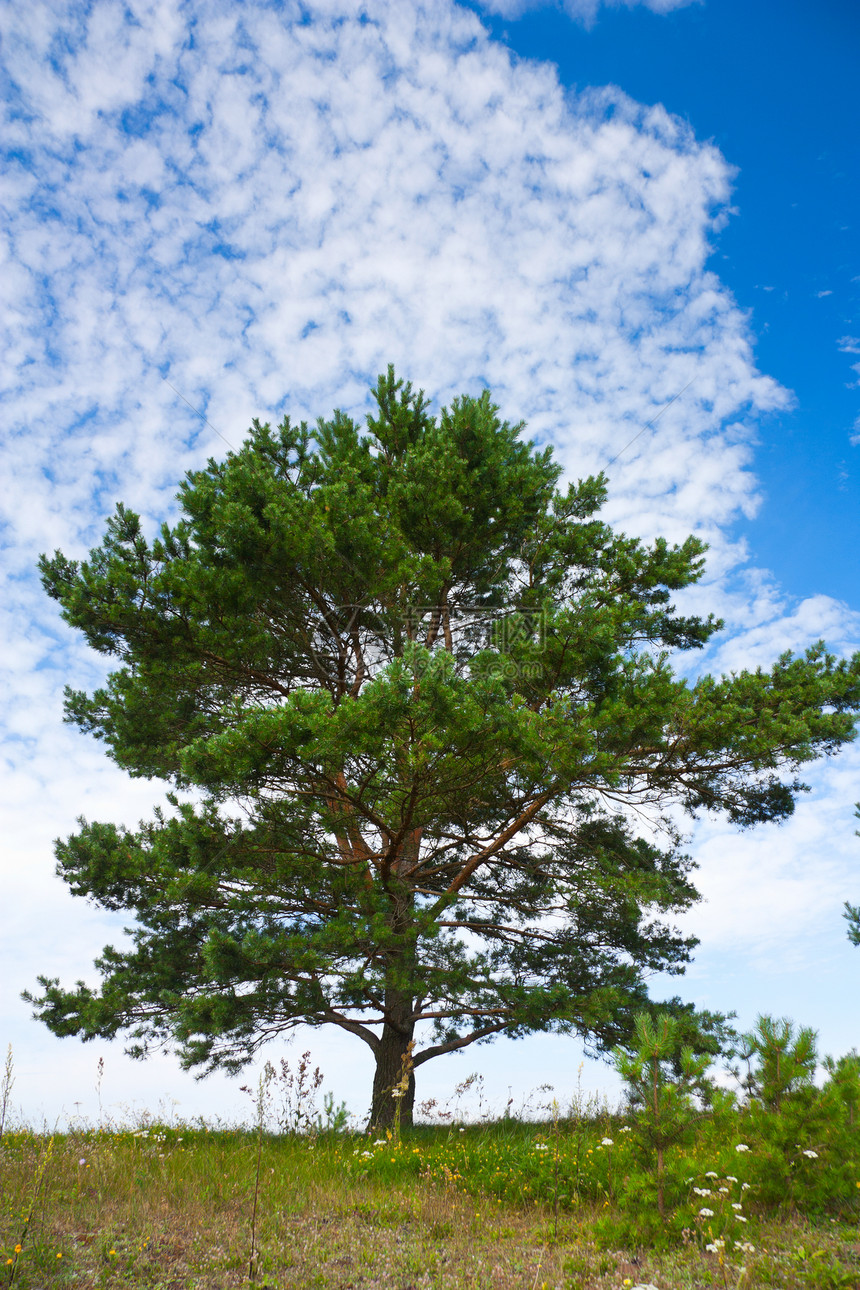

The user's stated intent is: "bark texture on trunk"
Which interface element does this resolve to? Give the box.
[368,841,420,1129]
[369,989,415,1129]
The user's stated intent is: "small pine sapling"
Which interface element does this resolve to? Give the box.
[614,1011,712,1219]
[733,1015,831,1210]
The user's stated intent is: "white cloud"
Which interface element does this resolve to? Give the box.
[699,593,860,676]
[680,745,860,959]
[837,342,860,432]
[1,0,857,1119]
[475,0,699,27]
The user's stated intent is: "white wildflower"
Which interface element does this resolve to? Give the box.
[698,1207,715,1217]
[732,1203,743,1210]
[726,1175,737,1183]
[705,1171,718,1178]
[600,1137,614,1146]
[802,1149,818,1159]
[735,1143,750,1152]
[734,1215,748,1223]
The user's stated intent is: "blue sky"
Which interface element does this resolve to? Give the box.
[467,0,860,605]
[1,0,858,1127]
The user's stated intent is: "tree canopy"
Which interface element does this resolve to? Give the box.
[29,368,860,1125]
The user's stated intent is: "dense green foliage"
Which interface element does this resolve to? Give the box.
[28,369,860,1125]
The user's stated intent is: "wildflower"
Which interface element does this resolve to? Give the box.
[373,1139,386,1146]
[620,1125,632,1133]
[698,1207,714,1217]
[738,1242,756,1253]
[719,1186,729,1194]
[56,1253,63,1259]
[741,1183,751,1190]
[802,1150,818,1159]
[705,1171,718,1178]
[534,1144,549,1151]
[14,1246,22,1255]
[78,1157,87,1166]
[735,1143,750,1152]
[726,1175,737,1182]
[692,1187,712,1196]
[732,1203,743,1210]
[734,1215,748,1223]
[600,1137,614,1146]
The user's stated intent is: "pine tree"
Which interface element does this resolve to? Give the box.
[27,368,860,1126]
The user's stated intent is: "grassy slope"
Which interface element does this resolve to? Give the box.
[2,1121,859,1289]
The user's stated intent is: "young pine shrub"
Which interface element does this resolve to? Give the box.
[733,1015,817,1114]
[733,1016,860,1216]
[821,1050,860,1129]
[596,1011,713,1248]
[809,1051,860,1219]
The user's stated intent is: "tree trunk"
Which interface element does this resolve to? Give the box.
[369,988,415,1130]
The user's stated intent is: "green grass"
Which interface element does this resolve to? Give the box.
[2,1115,859,1288]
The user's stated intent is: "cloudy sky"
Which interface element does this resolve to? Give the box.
[2,0,858,1127]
